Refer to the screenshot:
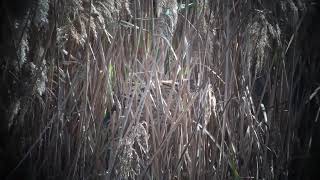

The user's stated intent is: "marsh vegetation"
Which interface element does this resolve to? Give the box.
[0,0,319,179]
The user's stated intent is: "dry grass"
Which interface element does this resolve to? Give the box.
[3,0,310,179]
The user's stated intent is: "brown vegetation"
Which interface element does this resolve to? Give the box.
[0,0,319,179]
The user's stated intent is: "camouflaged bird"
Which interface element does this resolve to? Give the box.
[152,0,178,75]
[154,0,178,40]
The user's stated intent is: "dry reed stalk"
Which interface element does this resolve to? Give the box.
[2,0,309,179]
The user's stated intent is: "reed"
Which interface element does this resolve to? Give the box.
[1,0,314,179]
